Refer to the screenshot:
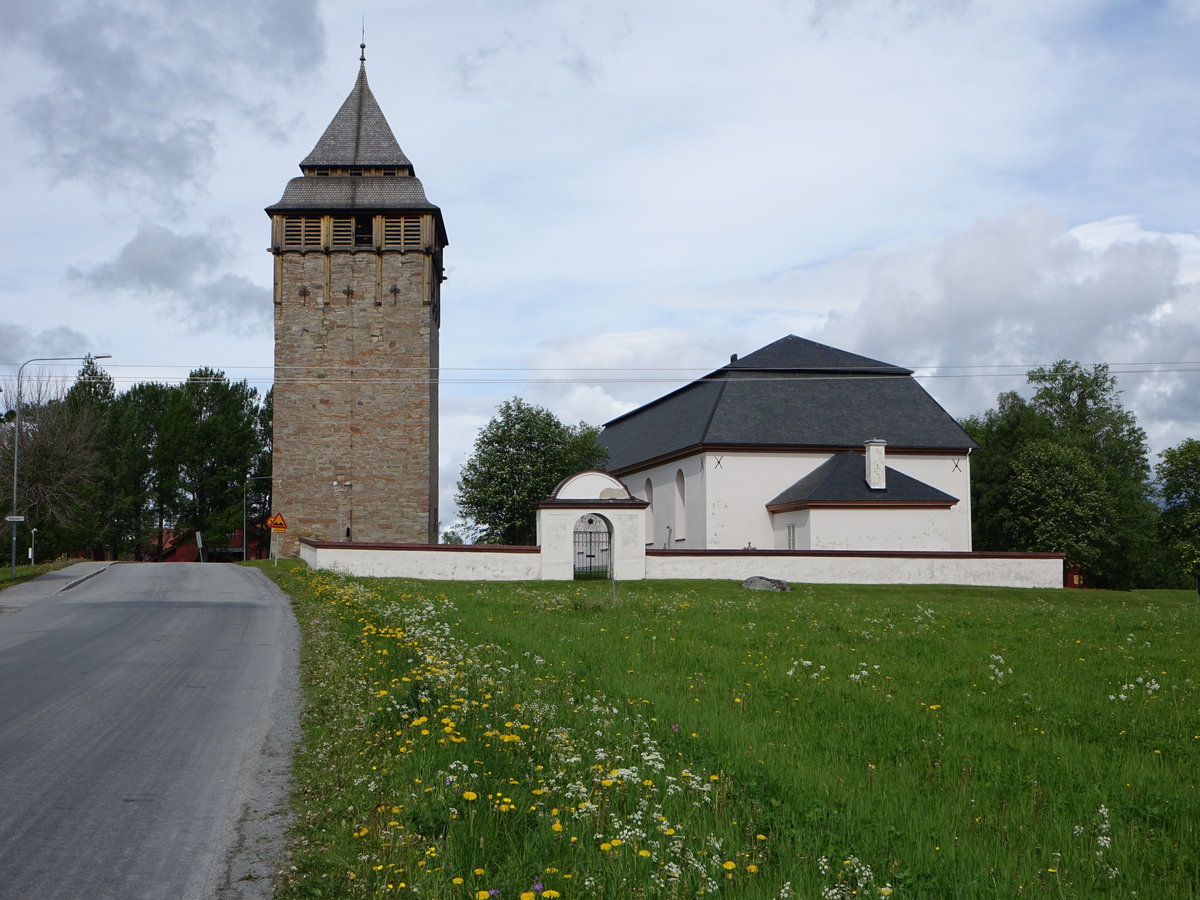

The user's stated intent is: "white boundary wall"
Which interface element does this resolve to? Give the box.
[300,540,540,580]
[301,539,1062,589]
[298,470,1061,589]
[644,551,1063,589]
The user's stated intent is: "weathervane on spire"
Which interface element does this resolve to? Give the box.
[360,17,366,63]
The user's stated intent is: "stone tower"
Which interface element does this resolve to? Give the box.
[266,52,447,554]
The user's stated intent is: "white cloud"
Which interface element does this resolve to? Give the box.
[2,0,1199,513]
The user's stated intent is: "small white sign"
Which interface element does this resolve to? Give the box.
[5,515,25,523]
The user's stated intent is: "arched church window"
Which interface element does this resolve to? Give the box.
[674,469,686,540]
[644,478,654,543]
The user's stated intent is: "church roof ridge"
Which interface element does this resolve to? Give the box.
[725,334,912,376]
[300,62,413,170]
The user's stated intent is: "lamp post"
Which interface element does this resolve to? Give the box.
[10,354,111,578]
[243,475,273,561]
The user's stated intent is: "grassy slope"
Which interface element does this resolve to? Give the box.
[263,564,1199,898]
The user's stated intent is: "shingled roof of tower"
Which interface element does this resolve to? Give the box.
[301,63,413,169]
[266,176,439,212]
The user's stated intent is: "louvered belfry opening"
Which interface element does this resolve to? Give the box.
[267,56,448,555]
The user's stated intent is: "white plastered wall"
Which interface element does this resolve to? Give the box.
[628,454,709,549]
[627,449,972,552]
[880,452,973,550]
[807,507,955,551]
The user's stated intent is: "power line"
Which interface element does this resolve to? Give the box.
[5,361,1199,388]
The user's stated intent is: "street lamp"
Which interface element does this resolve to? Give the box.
[10,354,112,578]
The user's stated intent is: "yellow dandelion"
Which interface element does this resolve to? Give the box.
[462,791,478,801]
[723,860,736,870]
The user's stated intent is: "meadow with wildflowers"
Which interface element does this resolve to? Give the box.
[262,563,1199,898]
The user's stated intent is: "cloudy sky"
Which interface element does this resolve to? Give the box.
[2,0,1198,529]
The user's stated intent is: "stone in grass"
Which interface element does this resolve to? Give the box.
[742,575,790,592]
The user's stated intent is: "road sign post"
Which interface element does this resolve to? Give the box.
[266,514,287,566]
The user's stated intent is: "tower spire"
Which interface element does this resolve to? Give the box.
[360,18,366,63]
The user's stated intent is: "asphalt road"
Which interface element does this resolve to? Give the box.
[0,563,298,900]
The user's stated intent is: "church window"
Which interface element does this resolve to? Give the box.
[644,478,654,543]
[674,469,687,540]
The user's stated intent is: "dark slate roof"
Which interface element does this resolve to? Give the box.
[727,334,911,375]
[266,176,439,213]
[599,335,977,473]
[767,451,959,507]
[301,63,413,168]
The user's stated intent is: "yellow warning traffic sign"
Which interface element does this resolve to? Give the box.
[266,513,287,532]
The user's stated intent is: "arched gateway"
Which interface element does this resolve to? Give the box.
[536,471,649,581]
[572,513,613,580]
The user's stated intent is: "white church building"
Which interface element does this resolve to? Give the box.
[299,335,1064,588]
[598,335,977,553]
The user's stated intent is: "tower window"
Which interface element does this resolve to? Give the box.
[331,217,354,247]
[354,215,373,246]
[382,216,423,249]
[282,216,321,248]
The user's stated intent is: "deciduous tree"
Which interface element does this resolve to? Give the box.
[456,397,607,545]
[964,361,1156,588]
[1156,438,1200,591]
[998,439,1111,570]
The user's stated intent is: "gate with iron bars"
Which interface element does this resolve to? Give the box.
[572,515,612,580]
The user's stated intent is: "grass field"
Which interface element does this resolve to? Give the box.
[261,563,1199,898]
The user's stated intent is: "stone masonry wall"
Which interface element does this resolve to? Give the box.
[272,224,440,556]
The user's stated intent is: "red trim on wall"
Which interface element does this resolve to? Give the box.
[299,537,539,554]
[645,548,1064,561]
[536,499,650,510]
[607,443,974,476]
[766,500,957,513]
